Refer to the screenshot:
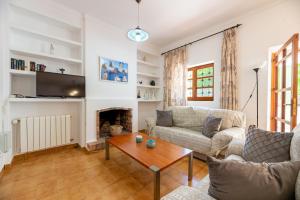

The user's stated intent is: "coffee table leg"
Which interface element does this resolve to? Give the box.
[105,138,110,160]
[150,165,160,200]
[188,152,193,181]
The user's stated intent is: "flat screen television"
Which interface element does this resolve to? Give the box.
[36,72,85,98]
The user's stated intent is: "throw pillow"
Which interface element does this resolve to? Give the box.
[242,128,294,163]
[207,156,300,200]
[156,110,173,127]
[202,116,222,138]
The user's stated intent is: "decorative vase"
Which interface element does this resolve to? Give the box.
[146,139,156,148]
[150,80,155,86]
[136,135,143,143]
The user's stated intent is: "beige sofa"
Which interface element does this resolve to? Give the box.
[147,106,246,159]
[161,126,300,200]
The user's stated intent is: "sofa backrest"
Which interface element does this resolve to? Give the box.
[193,107,246,130]
[168,106,246,131]
[291,125,300,161]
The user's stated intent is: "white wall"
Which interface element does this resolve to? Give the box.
[162,0,300,129]
[84,15,138,143]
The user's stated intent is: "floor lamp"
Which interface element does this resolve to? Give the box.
[253,67,260,127]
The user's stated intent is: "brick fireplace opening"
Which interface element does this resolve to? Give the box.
[87,107,132,151]
[96,107,132,139]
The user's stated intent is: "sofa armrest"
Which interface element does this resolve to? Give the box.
[210,127,245,156]
[225,139,245,158]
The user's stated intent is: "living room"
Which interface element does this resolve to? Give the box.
[0,0,299,199]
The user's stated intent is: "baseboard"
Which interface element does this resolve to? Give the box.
[11,143,79,165]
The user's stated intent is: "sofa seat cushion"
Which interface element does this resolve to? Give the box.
[160,185,215,200]
[154,126,211,154]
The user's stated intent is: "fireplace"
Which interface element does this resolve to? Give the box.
[87,107,132,151]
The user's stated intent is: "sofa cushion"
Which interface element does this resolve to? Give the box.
[296,171,300,200]
[207,109,236,130]
[291,125,300,161]
[202,116,222,138]
[156,110,173,127]
[168,107,201,130]
[242,128,293,163]
[207,156,300,200]
[153,126,211,154]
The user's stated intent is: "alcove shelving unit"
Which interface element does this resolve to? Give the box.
[8,2,83,100]
[7,1,85,147]
[136,49,162,103]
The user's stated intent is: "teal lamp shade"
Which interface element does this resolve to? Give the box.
[128,26,149,42]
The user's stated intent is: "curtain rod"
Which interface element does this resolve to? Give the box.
[161,24,242,55]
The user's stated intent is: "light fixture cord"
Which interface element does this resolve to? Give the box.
[137,1,140,26]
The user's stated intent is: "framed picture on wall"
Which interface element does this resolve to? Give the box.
[99,57,128,83]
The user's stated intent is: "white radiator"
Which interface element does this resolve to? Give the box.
[19,115,71,153]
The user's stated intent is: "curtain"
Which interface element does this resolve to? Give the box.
[221,28,238,110]
[163,47,187,109]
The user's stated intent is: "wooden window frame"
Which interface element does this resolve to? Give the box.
[270,33,299,131]
[187,63,214,101]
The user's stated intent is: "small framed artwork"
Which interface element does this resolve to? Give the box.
[99,57,128,83]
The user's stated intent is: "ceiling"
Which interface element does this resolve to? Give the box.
[53,0,277,47]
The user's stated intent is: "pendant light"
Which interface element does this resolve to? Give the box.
[127,0,149,42]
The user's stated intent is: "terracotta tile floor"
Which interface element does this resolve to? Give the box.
[0,146,208,200]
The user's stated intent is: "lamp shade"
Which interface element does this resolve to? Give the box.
[127,26,149,42]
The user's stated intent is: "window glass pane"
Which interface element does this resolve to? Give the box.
[202,77,213,87]
[285,56,292,88]
[276,121,281,132]
[187,80,192,88]
[207,67,213,76]
[187,71,193,79]
[285,124,291,132]
[197,79,203,87]
[197,89,203,97]
[278,64,282,89]
[285,105,291,122]
[187,89,192,97]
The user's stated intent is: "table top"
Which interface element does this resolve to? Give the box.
[108,133,192,171]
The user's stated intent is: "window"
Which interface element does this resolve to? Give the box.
[270,34,299,131]
[187,63,214,101]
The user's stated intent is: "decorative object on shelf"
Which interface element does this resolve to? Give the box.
[50,42,55,55]
[127,0,149,42]
[110,125,123,136]
[37,64,46,72]
[137,89,141,98]
[150,80,155,86]
[136,135,143,143]
[30,61,36,71]
[59,68,65,74]
[11,58,25,70]
[142,56,147,61]
[99,57,128,83]
[138,80,143,85]
[146,139,156,148]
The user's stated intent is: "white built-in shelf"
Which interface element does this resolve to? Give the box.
[9,98,84,103]
[10,69,36,76]
[10,49,82,65]
[137,72,160,78]
[10,2,81,30]
[137,49,160,57]
[138,99,162,103]
[137,85,160,89]
[137,60,160,68]
[10,25,82,47]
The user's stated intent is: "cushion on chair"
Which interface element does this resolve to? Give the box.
[296,171,300,200]
[207,156,300,200]
[242,128,294,163]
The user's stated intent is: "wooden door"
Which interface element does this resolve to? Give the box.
[271,34,299,132]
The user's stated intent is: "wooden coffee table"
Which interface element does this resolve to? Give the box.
[105,133,193,200]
